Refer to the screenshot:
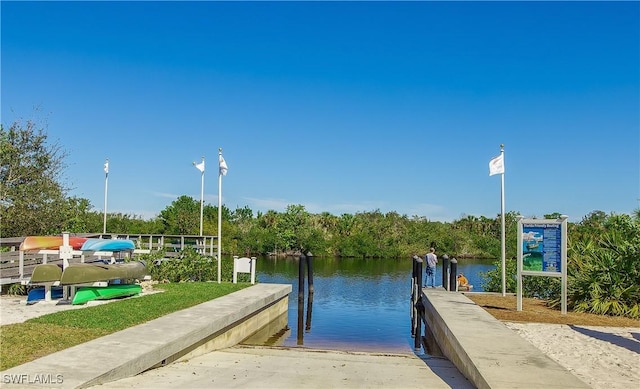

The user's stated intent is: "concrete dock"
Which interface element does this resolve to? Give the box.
[421,288,590,389]
[0,284,590,389]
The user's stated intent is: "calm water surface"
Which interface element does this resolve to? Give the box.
[242,256,495,354]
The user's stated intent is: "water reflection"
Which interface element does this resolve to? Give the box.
[242,256,495,353]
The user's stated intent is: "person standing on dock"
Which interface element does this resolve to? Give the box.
[425,247,438,288]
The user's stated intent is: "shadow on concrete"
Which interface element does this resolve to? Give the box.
[415,353,475,389]
[570,325,640,354]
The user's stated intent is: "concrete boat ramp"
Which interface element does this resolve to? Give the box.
[1,284,589,389]
[97,346,471,388]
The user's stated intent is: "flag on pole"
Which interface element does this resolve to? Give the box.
[193,160,205,173]
[219,154,228,176]
[489,154,504,176]
[104,160,109,174]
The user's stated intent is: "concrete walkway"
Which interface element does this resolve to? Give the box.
[421,288,590,389]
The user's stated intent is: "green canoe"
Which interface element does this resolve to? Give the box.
[30,264,63,283]
[72,284,142,305]
[60,261,146,285]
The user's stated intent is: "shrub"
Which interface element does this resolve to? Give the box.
[565,230,640,318]
[137,249,251,283]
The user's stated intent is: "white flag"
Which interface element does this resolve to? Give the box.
[489,154,504,176]
[219,154,228,176]
[103,161,109,174]
[193,160,205,173]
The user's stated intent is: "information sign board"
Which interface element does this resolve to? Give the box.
[517,216,568,314]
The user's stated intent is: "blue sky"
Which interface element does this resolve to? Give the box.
[2,1,638,222]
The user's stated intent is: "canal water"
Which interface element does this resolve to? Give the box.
[242,256,496,354]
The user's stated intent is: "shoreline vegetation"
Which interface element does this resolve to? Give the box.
[2,122,639,322]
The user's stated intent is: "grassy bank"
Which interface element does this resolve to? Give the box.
[0,282,248,370]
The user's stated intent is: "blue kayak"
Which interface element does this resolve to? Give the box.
[27,286,64,304]
[80,238,135,251]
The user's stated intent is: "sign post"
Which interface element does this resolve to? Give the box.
[517,215,568,314]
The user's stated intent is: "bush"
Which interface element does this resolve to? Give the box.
[482,213,640,319]
[565,230,640,318]
[138,249,251,283]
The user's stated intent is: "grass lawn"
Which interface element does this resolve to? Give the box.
[0,282,249,370]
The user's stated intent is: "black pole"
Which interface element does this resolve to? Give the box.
[298,254,306,301]
[411,255,417,336]
[306,251,314,294]
[297,297,304,345]
[412,255,418,288]
[441,254,449,290]
[305,291,313,332]
[413,256,423,353]
[449,258,458,291]
[297,253,306,345]
[415,257,423,294]
[414,299,423,351]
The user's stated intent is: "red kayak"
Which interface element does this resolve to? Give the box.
[20,236,88,251]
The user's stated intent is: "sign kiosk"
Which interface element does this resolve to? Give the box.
[516,216,568,314]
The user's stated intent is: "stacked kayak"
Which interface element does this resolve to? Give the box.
[21,236,88,251]
[60,261,146,285]
[72,284,143,305]
[27,286,64,304]
[23,236,146,305]
[80,238,135,251]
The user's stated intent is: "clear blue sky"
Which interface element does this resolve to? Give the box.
[2,1,638,222]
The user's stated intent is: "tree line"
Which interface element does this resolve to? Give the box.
[1,119,637,259]
[3,119,639,317]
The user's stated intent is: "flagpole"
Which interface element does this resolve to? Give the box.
[499,144,506,296]
[217,148,223,284]
[199,156,204,236]
[103,159,109,235]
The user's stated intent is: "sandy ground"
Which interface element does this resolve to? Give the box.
[1,295,638,389]
[0,293,154,325]
[504,322,639,389]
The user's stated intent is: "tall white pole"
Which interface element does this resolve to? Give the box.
[199,156,204,236]
[103,159,109,235]
[217,148,223,284]
[500,145,506,296]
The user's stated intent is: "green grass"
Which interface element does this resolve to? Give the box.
[0,282,249,370]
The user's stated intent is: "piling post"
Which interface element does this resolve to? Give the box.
[415,257,423,293]
[414,298,423,351]
[297,253,306,345]
[449,258,458,291]
[298,253,306,301]
[412,255,418,290]
[441,254,449,290]
[412,256,423,339]
[306,251,314,294]
[413,255,424,351]
[297,297,304,345]
[305,291,314,332]
[411,256,417,336]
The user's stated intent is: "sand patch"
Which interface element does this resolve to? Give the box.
[505,322,640,389]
